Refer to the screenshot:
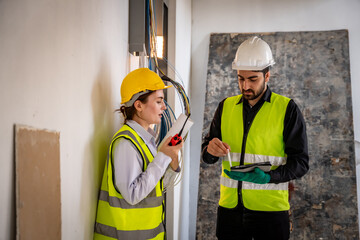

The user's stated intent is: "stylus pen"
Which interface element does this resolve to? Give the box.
[227,150,232,167]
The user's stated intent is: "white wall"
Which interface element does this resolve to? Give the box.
[190,0,360,238]
[166,0,192,239]
[0,0,128,239]
[174,2,192,240]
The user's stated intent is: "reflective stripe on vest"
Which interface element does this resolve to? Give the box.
[94,222,164,240]
[220,93,290,211]
[98,190,163,209]
[94,124,164,240]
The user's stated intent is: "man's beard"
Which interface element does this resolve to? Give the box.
[242,81,266,100]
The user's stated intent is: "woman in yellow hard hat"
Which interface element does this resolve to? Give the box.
[94,68,183,240]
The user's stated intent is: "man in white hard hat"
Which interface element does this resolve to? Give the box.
[202,36,309,240]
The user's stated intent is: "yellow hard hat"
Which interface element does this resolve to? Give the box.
[121,68,171,106]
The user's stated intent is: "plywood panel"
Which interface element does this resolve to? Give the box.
[198,30,358,239]
[15,125,61,240]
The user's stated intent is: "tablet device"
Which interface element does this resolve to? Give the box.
[230,162,271,173]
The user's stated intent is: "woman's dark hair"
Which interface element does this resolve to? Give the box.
[116,90,155,121]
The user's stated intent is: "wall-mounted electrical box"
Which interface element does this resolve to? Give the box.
[129,0,146,54]
[128,0,167,58]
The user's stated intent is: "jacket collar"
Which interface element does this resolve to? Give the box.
[126,120,156,145]
[237,86,272,105]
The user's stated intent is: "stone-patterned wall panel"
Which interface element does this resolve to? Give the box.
[197,30,358,240]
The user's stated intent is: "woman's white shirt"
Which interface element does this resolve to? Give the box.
[112,120,178,205]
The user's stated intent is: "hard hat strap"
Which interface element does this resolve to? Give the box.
[124,90,151,107]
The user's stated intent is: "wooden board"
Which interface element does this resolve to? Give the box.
[15,125,61,240]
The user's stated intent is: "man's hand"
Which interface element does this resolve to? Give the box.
[207,138,230,157]
[224,167,270,184]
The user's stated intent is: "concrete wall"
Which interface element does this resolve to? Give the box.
[0,0,128,239]
[190,0,360,238]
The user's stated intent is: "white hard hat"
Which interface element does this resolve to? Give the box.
[232,36,275,71]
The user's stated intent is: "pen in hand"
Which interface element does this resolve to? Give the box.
[227,149,232,168]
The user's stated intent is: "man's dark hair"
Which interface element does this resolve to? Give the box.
[255,66,270,77]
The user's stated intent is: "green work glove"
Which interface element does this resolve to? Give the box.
[224,167,270,184]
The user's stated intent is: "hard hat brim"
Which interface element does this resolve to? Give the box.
[121,84,172,105]
[232,62,275,71]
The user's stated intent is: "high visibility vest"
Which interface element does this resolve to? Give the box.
[220,93,290,211]
[94,124,165,240]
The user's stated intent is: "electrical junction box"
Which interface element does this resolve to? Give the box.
[129,0,146,54]
[128,0,165,54]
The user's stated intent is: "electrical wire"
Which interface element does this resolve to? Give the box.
[154,100,176,145]
[146,0,190,191]
[147,0,191,129]
[161,75,190,115]
[162,57,186,87]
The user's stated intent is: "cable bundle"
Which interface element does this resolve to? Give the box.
[145,0,190,133]
[144,0,191,191]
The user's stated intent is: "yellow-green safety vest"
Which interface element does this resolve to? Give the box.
[220,93,290,211]
[94,124,165,240]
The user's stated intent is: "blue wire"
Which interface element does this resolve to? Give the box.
[164,99,176,120]
[157,100,176,143]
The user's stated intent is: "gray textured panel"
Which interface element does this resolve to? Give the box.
[197,31,358,240]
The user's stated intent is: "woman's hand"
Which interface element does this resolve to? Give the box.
[159,136,184,171]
